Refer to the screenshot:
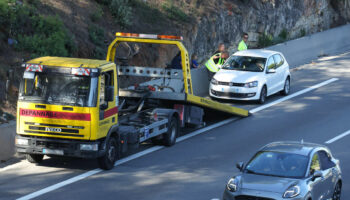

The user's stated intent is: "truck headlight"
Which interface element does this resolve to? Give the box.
[211,78,218,85]
[283,185,300,198]
[16,138,29,146]
[226,177,238,192]
[244,81,258,88]
[80,144,98,151]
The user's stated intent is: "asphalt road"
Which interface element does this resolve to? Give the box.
[0,52,349,200]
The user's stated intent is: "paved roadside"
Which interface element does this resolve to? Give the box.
[0,121,16,162]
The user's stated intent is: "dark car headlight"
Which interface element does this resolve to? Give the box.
[211,78,218,85]
[226,178,238,192]
[283,185,300,198]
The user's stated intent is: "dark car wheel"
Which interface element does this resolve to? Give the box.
[280,77,290,96]
[258,86,267,104]
[98,137,118,170]
[26,154,44,163]
[332,182,342,200]
[163,117,179,146]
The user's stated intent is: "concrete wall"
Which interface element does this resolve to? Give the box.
[267,24,350,68]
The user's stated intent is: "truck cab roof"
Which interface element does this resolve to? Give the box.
[27,56,112,69]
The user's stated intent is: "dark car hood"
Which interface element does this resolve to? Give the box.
[240,173,299,193]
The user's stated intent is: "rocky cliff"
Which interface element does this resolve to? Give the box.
[1,0,350,113]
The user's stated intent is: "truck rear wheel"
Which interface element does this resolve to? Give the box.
[98,137,118,170]
[26,154,44,163]
[163,117,179,146]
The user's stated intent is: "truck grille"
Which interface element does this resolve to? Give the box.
[24,122,84,138]
[235,195,275,200]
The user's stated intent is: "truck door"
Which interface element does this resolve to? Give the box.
[98,69,118,139]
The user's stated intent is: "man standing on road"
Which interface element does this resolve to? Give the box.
[238,33,248,51]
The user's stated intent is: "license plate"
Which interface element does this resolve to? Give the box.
[42,148,64,155]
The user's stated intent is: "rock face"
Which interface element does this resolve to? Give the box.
[180,0,350,63]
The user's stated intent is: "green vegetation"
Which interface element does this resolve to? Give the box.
[96,0,132,27]
[300,28,306,37]
[90,5,103,22]
[162,1,189,22]
[0,0,75,58]
[258,29,289,48]
[258,33,274,48]
[88,24,106,59]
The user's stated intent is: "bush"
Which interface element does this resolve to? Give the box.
[278,29,288,40]
[258,33,274,48]
[300,28,306,37]
[162,1,189,22]
[109,0,132,27]
[1,1,75,58]
[91,5,103,22]
[88,24,105,46]
[15,15,75,58]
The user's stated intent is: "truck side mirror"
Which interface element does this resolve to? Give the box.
[105,86,114,102]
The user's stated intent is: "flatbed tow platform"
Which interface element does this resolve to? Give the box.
[108,33,249,117]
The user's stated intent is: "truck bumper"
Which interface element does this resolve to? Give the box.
[15,135,106,159]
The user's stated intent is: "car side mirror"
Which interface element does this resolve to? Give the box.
[105,86,114,102]
[236,162,244,171]
[312,170,323,181]
[267,68,276,74]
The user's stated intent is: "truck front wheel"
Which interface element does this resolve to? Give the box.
[163,117,179,146]
[98,137,118,170]
[26,154,44,163]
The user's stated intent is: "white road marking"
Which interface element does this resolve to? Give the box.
[325,129,350,144]
[250,78,338,114]
[16,78,338,200]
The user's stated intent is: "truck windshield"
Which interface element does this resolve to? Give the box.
[221,56,266,72]
[19,72,98,107]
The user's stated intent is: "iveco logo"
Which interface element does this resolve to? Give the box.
[45,127,62,132]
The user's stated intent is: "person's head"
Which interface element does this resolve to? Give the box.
[243,32,249,42]
[221,51,229,59]
[218,43,225,52]
[191,53,197,60]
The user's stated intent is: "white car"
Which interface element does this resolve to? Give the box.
[209,49,291,104]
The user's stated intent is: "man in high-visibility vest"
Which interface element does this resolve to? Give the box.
[238,33,248,51]
[205,51,229,79]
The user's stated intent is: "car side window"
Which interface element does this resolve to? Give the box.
[266,57,276,70]
[318,150,335,170]
[309,153,321,175]
[273,54,284,68]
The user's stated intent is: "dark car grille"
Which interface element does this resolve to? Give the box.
[211,90,256,98]
[235,195,275,200]
[218,81,245,87]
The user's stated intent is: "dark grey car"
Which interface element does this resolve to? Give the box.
[223,141,342,200]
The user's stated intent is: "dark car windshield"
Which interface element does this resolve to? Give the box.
[221,56,266,72]
[19,72,98,107]
[245,151,308,178]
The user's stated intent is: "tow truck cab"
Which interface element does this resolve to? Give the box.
[16,58,119,160]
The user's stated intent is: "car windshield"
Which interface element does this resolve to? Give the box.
[19,72,98,107]
[221,56,266,72]
[245,151,308,178]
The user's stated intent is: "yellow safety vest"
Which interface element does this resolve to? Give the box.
[205,53,224,72]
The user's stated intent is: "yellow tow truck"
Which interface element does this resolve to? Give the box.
[15,33,248,169]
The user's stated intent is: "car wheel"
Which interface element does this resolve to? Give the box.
[26,154,44,163]
[332,182,342,200]
[98,137,118,170]
[163,116,179,146]
[280,77,290,96]
[258,86,267,104]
